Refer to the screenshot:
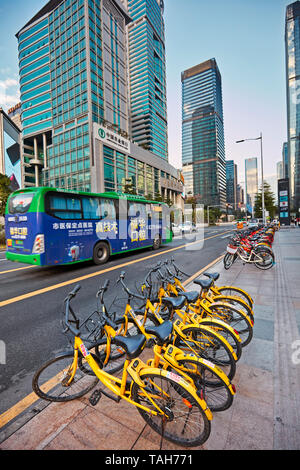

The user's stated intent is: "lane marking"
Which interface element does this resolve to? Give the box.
[0,265,38,274]
[0,230,230,308]
[0,251,225,430]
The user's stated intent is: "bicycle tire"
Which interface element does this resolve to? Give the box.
[198,318,242,361]
[131,371,211,447]
[211,295,254,323]
[174,358,234,412]
[254,249,275,270]
[207,303,253,347]
[174,326,236,381]
[223,253,234,269]
[32,352,99,402]
[215,286,253,309]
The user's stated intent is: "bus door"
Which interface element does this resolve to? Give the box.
[127,201,150,249]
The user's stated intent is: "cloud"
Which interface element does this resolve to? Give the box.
[0,77,20,111]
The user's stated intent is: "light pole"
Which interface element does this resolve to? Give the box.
[236,132,265,224]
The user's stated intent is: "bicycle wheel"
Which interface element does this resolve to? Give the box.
[174,358,234,412]
[211,295,254,323]
[32,352,99,402]
[174,326,236,381]
[198,318,242,361]
[208,303,253,347]
[253,249,275,270]
[223,253,234,270]
[131,371,211,447]
[215,286,253,309]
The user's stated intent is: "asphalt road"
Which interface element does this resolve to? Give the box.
[0,225,234,418]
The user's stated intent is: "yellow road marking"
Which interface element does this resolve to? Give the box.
[0,265,38,275]
[0,248,227,430]
[182,254,225,286]
[0,230,230,308]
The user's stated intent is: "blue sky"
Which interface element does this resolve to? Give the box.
[0,0,290,188]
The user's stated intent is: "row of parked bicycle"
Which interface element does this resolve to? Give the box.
[32,258,255,448]
[224,224,276,270]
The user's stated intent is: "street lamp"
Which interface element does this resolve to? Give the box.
[236,132,265,224]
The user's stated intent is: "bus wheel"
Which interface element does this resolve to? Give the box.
[93,242,110,265]
[152,234,161,250]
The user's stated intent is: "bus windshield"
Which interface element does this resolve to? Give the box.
[8,193,35,214]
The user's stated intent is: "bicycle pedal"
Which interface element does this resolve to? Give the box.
[89,389,102,406]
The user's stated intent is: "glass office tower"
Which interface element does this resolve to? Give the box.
[122,0,168,160]
[245,157,258,216]
[181,59,226,209]
[285,1,300,211]
[282,141,289,179]
[16,0,131,190]
[226,160,237,207]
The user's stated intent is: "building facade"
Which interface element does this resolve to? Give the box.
[285,1,300,211]
[122,0,168,160]
[181,59,226,209]
[16,0,182,203]
[226,160,237,208]
[282,141,289,179]
[245,157,258,216]
[0,108,21,189]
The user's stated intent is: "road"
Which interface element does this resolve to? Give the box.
[0,224,234,422]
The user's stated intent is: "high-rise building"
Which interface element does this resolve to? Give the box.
[277,161,284,180]
[16,0,183,203]
[236,183,244,206]
[226,160,237,208]
[282,141,289,179]
[245,157,258,216]
[285,1,300,211]
[181,59,226,209]
[122,0,168,160]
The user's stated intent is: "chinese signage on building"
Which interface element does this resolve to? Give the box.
[94,123,130,153]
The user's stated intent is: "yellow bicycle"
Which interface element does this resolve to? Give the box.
[32,283,212,447]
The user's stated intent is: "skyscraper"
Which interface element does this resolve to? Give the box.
[122,0,168,160]
[282,141,289,179]
[285,1,300,211]
[181,59,226,209]
[245,157,258,216]
[226,160,237,207]
[16,0,183,202]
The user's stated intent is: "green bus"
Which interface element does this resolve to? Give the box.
[5,187,172,266]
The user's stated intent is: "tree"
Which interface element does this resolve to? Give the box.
[254,182,276,219]
[0,173,12,217]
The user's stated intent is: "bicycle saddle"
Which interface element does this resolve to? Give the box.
[193,278,214,290]
[113,334,146,360]
[161,296,186,310]
[145,320,173,346]
[203,272,220,281]
[178,290,199,303]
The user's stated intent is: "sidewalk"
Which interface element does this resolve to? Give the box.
[0,228,300,450]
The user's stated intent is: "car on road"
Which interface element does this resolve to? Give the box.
[172,222,197,235]
[248,218,263,228]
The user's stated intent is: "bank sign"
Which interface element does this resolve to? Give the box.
[94,123,130,153]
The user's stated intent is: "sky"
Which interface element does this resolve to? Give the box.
[0,0,291,191]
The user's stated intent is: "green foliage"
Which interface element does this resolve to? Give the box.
[254,182,276,219]
[0,173,12,217]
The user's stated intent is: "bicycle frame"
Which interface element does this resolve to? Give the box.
[67,331,212,419]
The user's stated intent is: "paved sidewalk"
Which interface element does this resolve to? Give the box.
[1,228,300,450]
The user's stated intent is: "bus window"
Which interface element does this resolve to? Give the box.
[8,193,34,214]
[100,198,116,219]
[128,202,147,219]
[82,196,101,219]
[46,193,82,219]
